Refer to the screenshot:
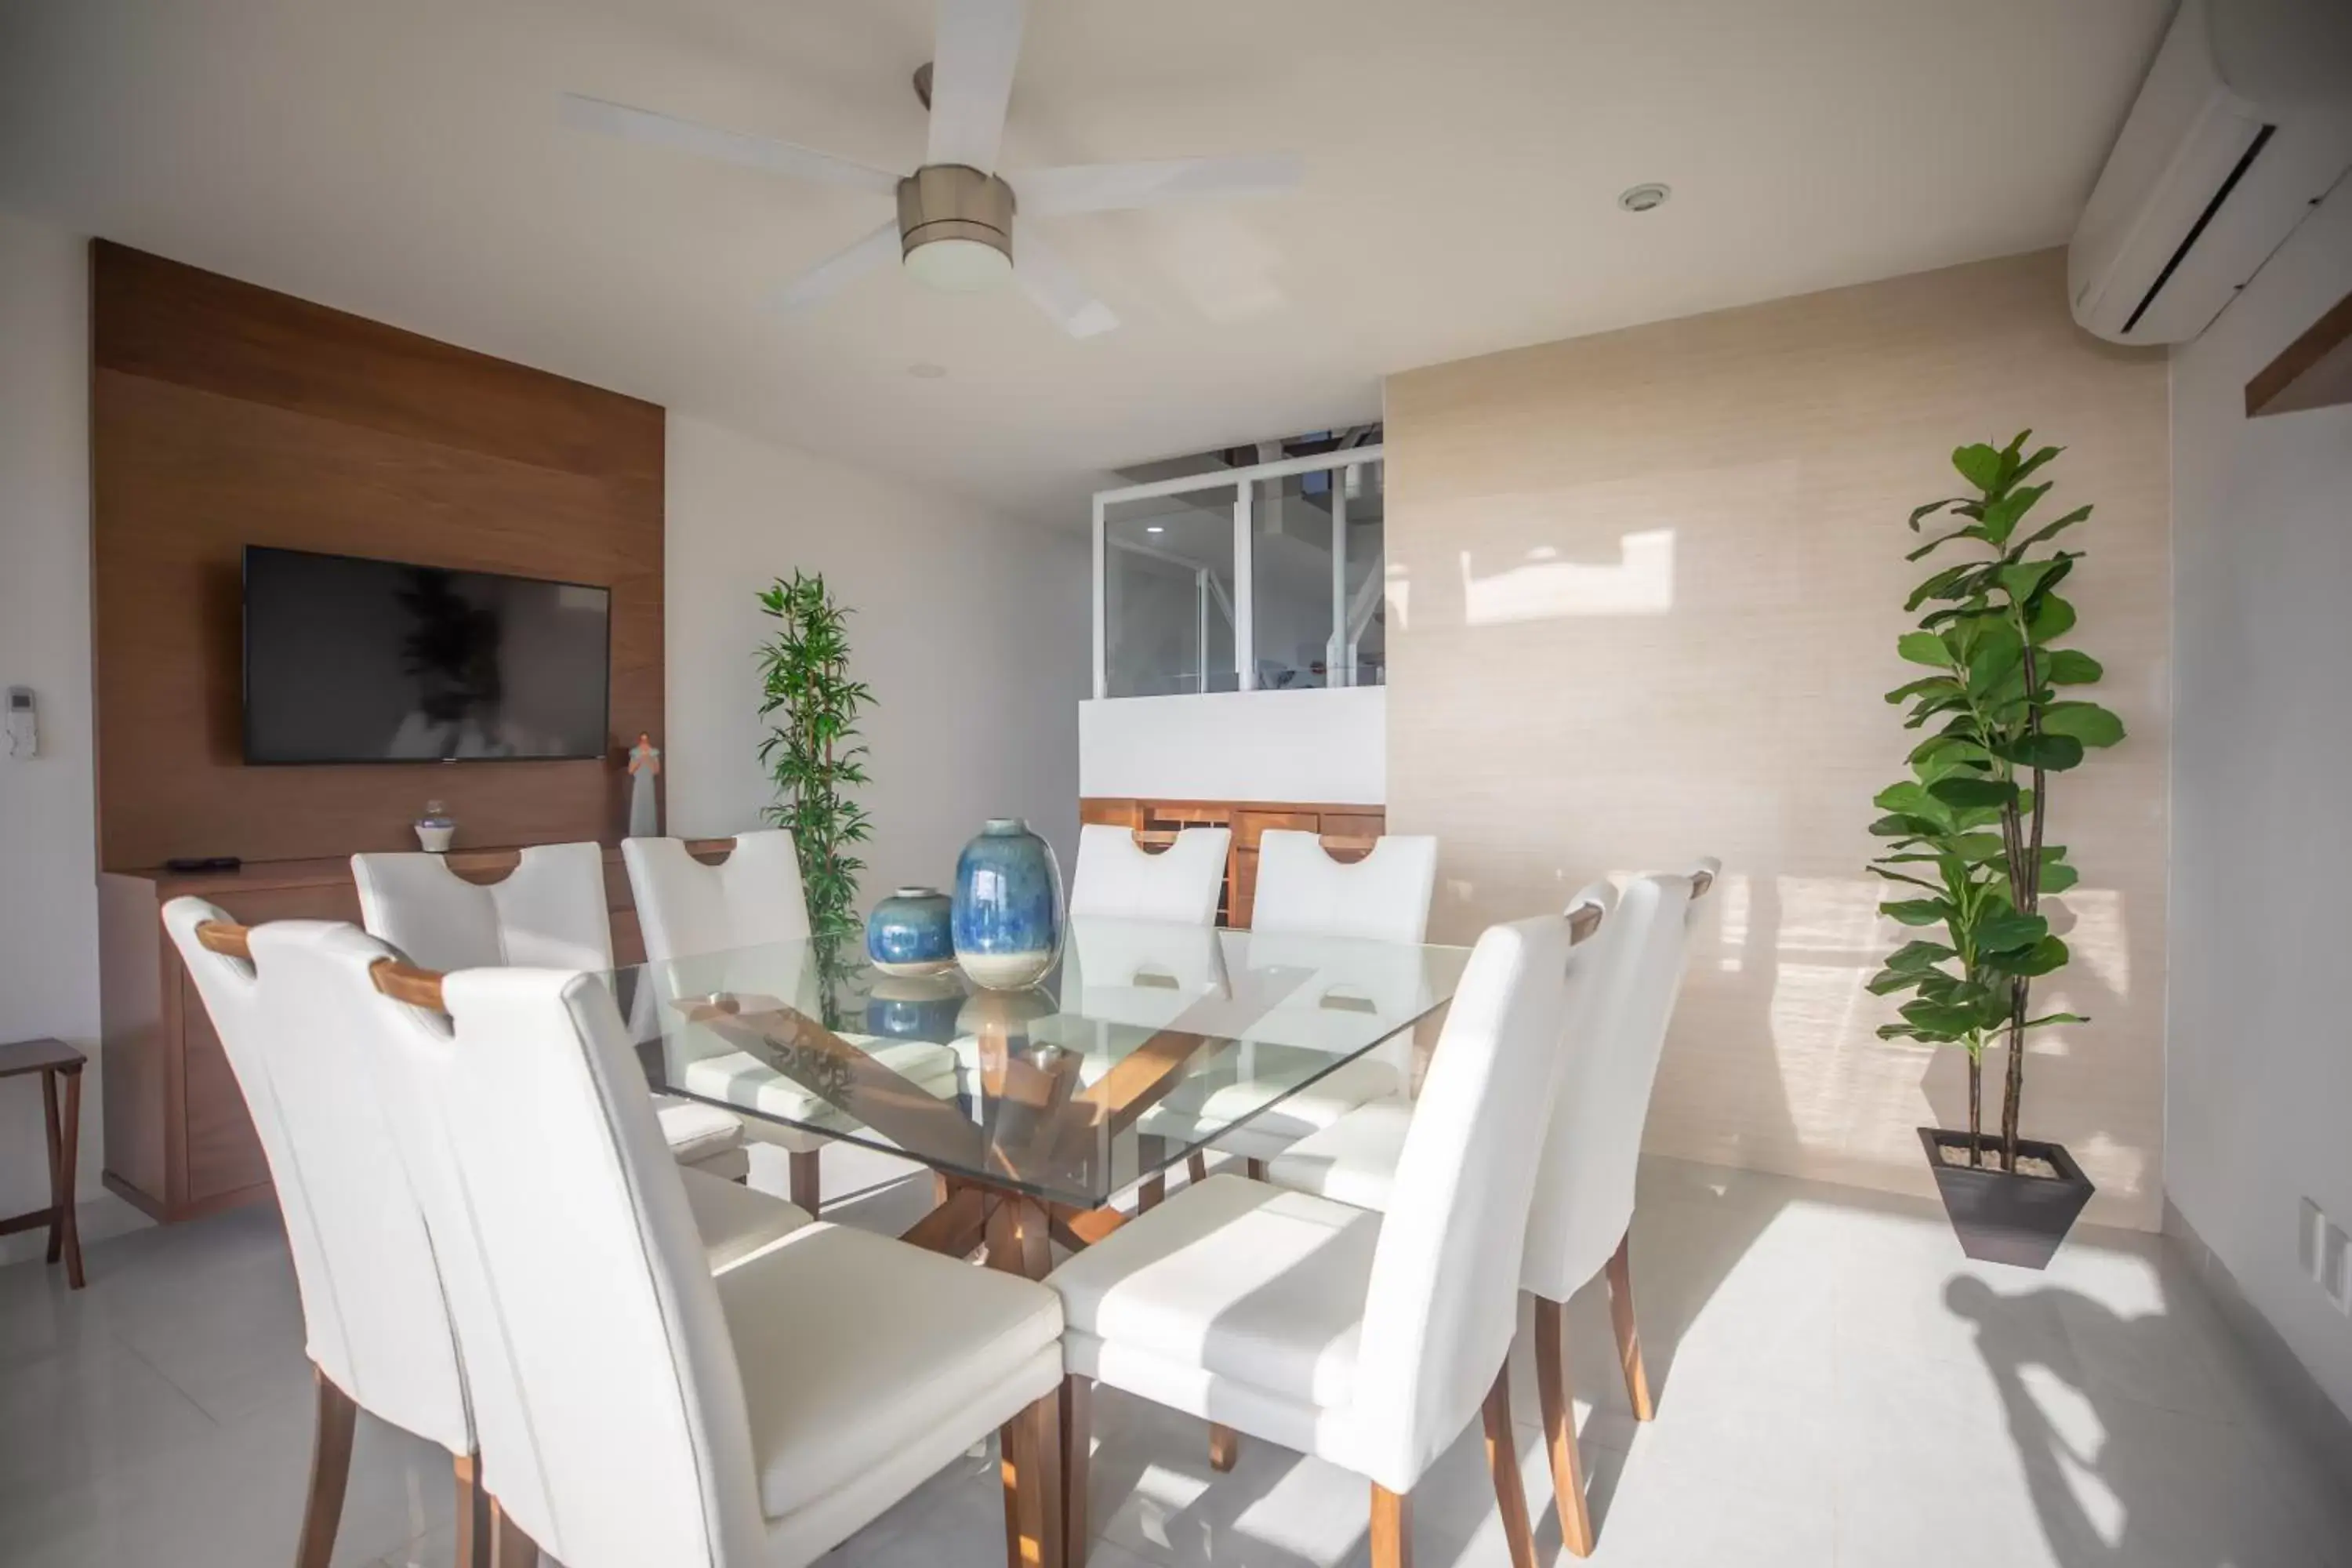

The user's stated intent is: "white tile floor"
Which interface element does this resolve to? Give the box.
[3,1150,2345,1567]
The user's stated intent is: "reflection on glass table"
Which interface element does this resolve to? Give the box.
[603,916,1469,1274]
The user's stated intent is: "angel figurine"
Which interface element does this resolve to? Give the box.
[626,733,661,838]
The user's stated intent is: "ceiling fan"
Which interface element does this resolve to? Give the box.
[560,0,1302,338]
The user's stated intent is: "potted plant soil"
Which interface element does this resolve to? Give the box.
[1868,432,2125,1269]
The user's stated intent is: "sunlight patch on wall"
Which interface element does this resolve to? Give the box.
[1713,871,1750,971]
[1782,874,1887,956]
[1773,960,1876,1145]
[1384,564,1410,632]
[2053,887,2129,998]
[1457,528,1675,625]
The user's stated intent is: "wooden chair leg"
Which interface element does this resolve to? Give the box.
[56,1069,81,1289]
[296,1367,358,1568]
[1244,1157,1269,1181]
[1534,1296,1595,1556]
[1605,1231,1655,1420]
[789,1148,822,1215]
[1370,1483,1412,1568]
[1186,1151,1209,1185]
[1061,1374,1092,1563]
[488,1498,539,1568]
[1482,1366,1538,1568]
[453,1454,489,1568]
[1208,1421,1239,1472]
[41,1068,63,1265]
[1000,1388,1064,1568]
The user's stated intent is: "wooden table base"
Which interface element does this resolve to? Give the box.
[902,1175,1127,1568]
[898,1175,1134,1276]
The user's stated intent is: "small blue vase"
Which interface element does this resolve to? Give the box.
[952,818,1064,990]
[866,886,955,977]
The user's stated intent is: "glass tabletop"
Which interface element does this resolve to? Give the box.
[604,916,1470,1211]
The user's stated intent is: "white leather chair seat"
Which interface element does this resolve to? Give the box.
[719,1221,1063,1523]
[656,1097,749,1164]
[677,1167,811,1275]
[1265,1096,1413,1213]
[1137,1056,1401,1164]
[1049,1174,1377,1410]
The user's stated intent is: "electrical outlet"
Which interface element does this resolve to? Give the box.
[2302,1198,2352,1316]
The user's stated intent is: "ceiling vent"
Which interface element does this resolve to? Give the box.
[2068,0,2352,345]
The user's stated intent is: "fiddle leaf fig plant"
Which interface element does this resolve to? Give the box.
[757,569,874,958]
[1869,431,2125,1171]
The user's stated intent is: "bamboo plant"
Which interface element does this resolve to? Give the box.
[1868,432,2125,1171]
[757,570,875,961]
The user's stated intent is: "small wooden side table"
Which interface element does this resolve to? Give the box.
[0,1037,86,1289]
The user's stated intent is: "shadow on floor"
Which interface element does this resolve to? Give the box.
[1949,1276,2336,1568]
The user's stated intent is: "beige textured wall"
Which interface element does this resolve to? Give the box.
[1385,249,2169,1228]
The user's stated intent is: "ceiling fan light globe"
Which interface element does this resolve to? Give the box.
[904,234,1014,292]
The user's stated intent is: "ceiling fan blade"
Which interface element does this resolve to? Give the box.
[925,0,1025,172]
[770,220,903,310]
[1014,226,1117,338]
[1011,153,1304,216]
[561,93,900,196]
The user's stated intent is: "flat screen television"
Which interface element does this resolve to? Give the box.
[241,546,612,764]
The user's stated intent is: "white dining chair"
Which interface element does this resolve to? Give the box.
[1065,823,1232,924]
[353,843,752,1181]
[622,832,960,1211]
[1047,887,1613,1568]
[1269,860,1719,1555]
[1149,831,1439,1189]
[1254,829,1438,946]
[162,901,811,1568]
[390,950,1068,1568]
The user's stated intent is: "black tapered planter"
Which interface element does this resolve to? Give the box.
[1918,1127,2095,1269]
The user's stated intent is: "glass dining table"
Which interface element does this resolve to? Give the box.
[603,916,1470,1279]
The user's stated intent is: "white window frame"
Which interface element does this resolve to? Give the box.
[1093,445,1385,701]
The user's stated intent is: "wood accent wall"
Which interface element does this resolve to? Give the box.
[1384,249,2171,1229]
[89,241,665,869]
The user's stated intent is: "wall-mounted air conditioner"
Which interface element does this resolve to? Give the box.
[2069,0,2352,346]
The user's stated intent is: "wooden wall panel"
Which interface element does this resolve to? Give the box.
[1385,249,2171,1228]
[89,241,663,868]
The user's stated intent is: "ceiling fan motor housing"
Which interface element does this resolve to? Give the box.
[898,164,1016,267]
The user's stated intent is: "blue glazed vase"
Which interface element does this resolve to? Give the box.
[952,818,1064,990]
[866,886,956,977]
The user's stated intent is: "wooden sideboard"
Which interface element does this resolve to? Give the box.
[96,841,719,1224]
[1080,798,1386,927]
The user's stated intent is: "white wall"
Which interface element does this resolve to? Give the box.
[1079,688,1386,804]
[0,211,136,1259]
[665,412,1087,904]
[2168,182,2352,1420]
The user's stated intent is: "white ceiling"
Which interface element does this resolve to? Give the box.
[0,0,2172,523]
